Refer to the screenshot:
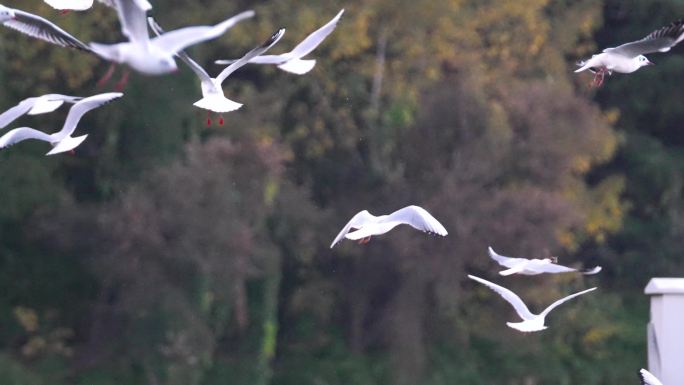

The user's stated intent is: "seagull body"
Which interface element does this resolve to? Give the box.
[148,17,283,114]
[576,19,684,86]
[487,247,602,276]
[0,94,82,130]
[468,275,596,332]
[0,4,90,50]
[0,92,122,155]
[639,369,664,385]
[215,9,344,75]
[90,1,255,75]
[330,205,448,248]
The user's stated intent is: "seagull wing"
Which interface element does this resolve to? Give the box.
[53,92,122,141]
[581,266,602,275]
[344,222,404,240]
[488,246,518,265]
[215,54,289,65]
[114,0,150,45]
[639,369,664,385]
[605,19,684,56]
[330,210,377,248]
[288,9,344,58]
[539,287,596,318]
[382,205,448,236]
[534,262,578,274]
[28,94,83,115]
[468,275,536,321]
[216,28,284,84]
[4,9,91,50]
[152,10,255,55]
[147,17,211,83]
[0,99,35,130]
[0,127,53,148]
[499,261,531,276]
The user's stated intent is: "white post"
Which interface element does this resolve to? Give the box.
[644,278,684,384]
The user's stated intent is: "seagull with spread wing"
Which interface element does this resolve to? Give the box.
[215,9,344,75]
[468,275,596,333]
[0,4,91,50]
[0,94,83,130]
[0,92,122,155]
[89,1,255,76]
[148,17,283,125]
[330,205,448,248]
[639,369,664,385]
[576,19,684,86]
[487,246,602,276]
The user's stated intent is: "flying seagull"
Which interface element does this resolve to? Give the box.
[0,94,83,130]
[576,19,684,86]
[215,9,344,75]
[0,4,91,50]
[639,369,664,385]
[487,246,602,276]
[330,205,448,248]
[467,274,596,333]
[0,92,122,155]
[89,0,255,75]
[148,17,283,125]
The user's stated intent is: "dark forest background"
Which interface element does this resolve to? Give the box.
[1,0,683,384]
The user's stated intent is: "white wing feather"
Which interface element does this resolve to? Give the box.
[216,29,284,84]
[152,10,255,55]
[288,9,344,58]
[639,369,664,385]
[52,92,122,141]
[539,287,596,318]
[0,127,54,148]
[468,275,536,321]
[330,210,377,248]
[384,205,448,235]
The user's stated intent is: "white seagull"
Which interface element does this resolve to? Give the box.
[215,9,344,75]
[576,19,684,86]
[0,94,83,130]
[0,92,122,155]
[487,246,602,276]
[0,4,91,50]
[89,0,255,75]
[148,17,284,123]
[467,274,596,333]
[330,205,448,248]
[639,369,664,385]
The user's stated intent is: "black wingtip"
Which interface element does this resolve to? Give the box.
[260,28,285,49]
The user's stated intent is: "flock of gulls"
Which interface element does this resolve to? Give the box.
[0,0,344,152]
[0,1,681,384]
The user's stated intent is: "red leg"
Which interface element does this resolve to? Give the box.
[206,111,212,126]
[357,236,372,244]
[59,9,72,15]
[97,63,117,88]
[219,114,224,126]
[114,70,130,91]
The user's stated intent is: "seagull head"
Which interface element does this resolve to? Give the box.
[637,55,654,67]
[0,7,15,21]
